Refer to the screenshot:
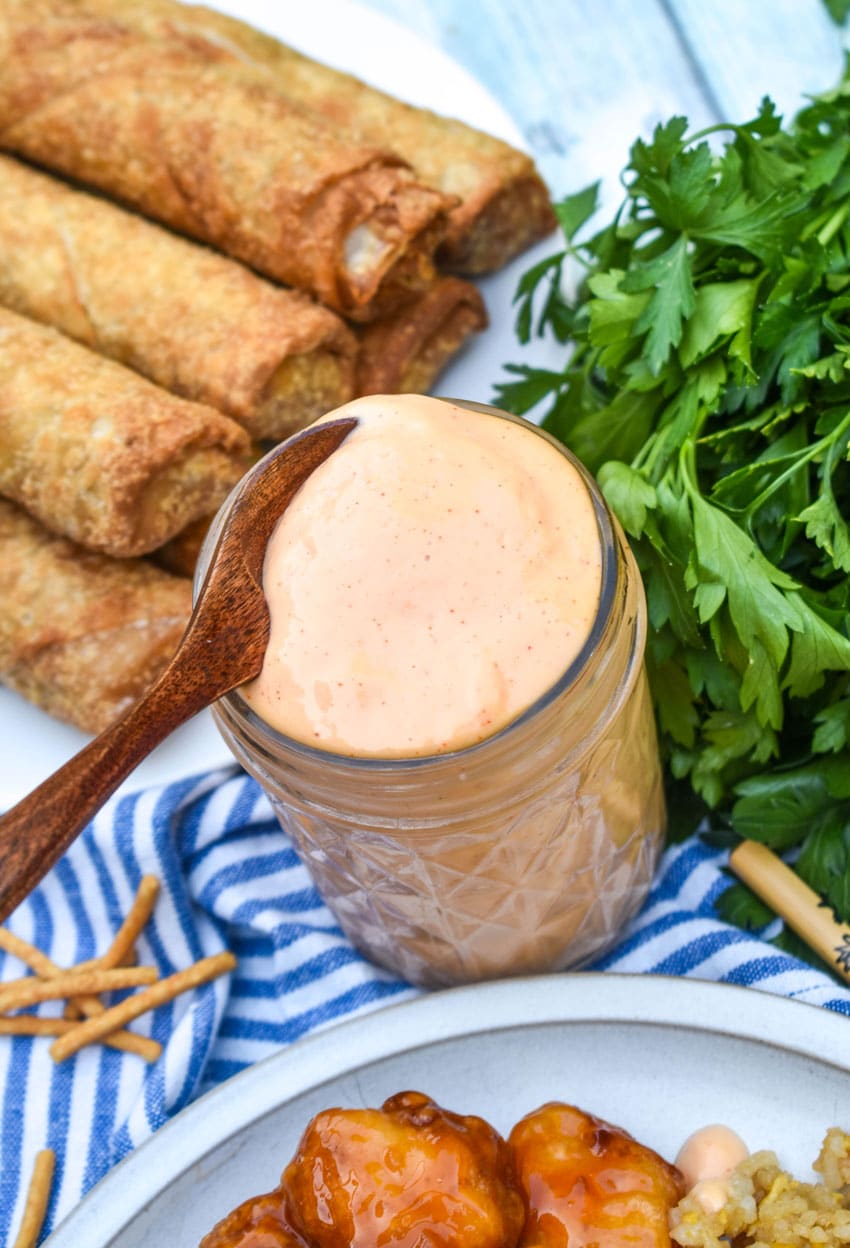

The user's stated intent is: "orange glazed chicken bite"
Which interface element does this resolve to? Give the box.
[199,1190,305,1248]
[281,1090,527,1248]
[509,1103,685,1248]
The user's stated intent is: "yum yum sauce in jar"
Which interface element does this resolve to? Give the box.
[202,395,665,987]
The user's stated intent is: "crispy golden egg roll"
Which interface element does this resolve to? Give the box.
[356,277,488,395]
[0,155,357,440]
[0,498,191,733]
[0,1,451,321]
[89,0,557,273]
[0,308,250,558]
[152,515,212,579]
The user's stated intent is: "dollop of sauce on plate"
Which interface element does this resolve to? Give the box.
[675,1124,749,1213]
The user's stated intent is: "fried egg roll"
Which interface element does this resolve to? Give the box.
[0,308,250,557]
[0,156,357,440]
[0,499,191,733]
[356,277,488,395]
[152,515,212,579]
[0,0,451,321]
[87,0,558,273]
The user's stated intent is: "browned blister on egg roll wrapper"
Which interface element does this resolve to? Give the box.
[0,1,452,320]
[0,156,358,440]
[85,0,557,273]
[0,308,250,557]
[0,498,191,733]
[355,276,488,395]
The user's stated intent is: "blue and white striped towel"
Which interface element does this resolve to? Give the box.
[2,765,849,1244]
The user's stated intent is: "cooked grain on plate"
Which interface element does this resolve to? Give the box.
[85,0,558,273]
[670,1129,850,1248]
[0,0,453,321]
[0,155,358,440]
[0,498,192,733]
[0,307,250,557]
[355,276,488,395]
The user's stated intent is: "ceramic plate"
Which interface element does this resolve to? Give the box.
[0,0,565,809]
[44,973,850,1246]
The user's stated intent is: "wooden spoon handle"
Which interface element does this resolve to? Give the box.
[0,652,219,922]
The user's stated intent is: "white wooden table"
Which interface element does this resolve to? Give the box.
[361,0,847,210]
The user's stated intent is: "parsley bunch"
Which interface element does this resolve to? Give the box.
[497,80,850,931]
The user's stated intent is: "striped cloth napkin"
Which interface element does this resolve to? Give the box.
[2,765,849,1244]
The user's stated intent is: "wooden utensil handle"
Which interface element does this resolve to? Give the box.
[729,839,850,984]
[0,659,213,922]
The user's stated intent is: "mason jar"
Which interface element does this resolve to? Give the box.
[196,401,665,988]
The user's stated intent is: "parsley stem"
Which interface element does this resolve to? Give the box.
[814,202,850,247]
[679,439,700,501]
[683,122,746,144]
[743,409,850,523]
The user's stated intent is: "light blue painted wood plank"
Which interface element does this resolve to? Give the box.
[663,0,846,123]
[360,0,719,208]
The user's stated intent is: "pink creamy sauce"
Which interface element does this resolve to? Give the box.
[676,1124,750,1213]
[242,395,603,758]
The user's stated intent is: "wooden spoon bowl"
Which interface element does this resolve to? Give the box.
[0,417,357,922]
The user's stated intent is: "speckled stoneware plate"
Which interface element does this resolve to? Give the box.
[44,973,850,1247]
[0,0,565,810]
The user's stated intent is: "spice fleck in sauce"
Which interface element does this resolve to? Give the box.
[243,395,603,758]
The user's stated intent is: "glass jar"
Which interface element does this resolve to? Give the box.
[197,402,665,988]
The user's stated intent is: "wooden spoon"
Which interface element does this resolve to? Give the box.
[0,416,357,922]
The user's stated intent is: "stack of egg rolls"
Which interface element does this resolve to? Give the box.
[0,155,358,441]
[0,499,192,733]
[0,160,487,725]
[0,0,453,320]
[0,0,555,737]
[77,0,558,273]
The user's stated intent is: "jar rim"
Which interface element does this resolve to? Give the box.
[201,402,620,772]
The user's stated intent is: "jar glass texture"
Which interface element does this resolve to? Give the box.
[196,403,666,988]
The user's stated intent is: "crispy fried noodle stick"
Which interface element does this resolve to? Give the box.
[85,0,557,273]
[0,0,452,320]
[0,309,250,556]
[0,155,358,439]
[49,951,237,1061]
[0,499,192,732]
[13,1149,54,1248]
[0,922,161,1059]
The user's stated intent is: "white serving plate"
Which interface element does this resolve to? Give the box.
[43,973,850,1246]
[0,0,565,811]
